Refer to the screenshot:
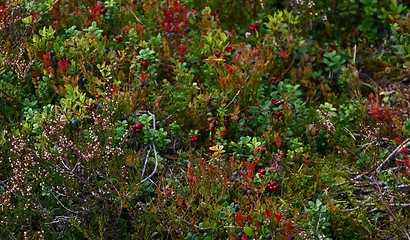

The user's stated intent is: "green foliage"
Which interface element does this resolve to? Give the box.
[1,0,410,239]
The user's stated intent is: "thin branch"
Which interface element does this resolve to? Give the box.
[141,142,158,183]
[224,65,256,110]
[376,138,410,173]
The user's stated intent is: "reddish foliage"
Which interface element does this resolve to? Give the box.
[235,211,245,224]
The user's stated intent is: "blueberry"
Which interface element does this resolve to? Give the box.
[71,119,79,126]
[234,203,240,211]
[140,82,145,87]
[251,60,256,65]
[51,16,56,21]
[259,219,264,225]
[265,234,272,239]
[186,27,191,33]
[97,104,103,109]
[177,34,182,38]
[81,77,87,84]
[207,16,211,20]
[262,73,268,80]
[246,189,252,195]
[145,81,150,87]
[237,232,243,238]
[166,32,174,38]
[237,50,242,55]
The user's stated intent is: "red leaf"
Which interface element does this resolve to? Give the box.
[395,137,403,145]
[274,213,282,224]
[266,209,271,218]
[278,50,288,59]
[235,211,245,224]
[274,135,282,148]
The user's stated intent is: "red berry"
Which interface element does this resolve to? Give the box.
[268,185,275,191]
[272,99,282,106]
[402,147,407,153]
[140,60,149,69]
[115,35,122,42]
[313,78,323,83]
[131,123,143,132]
[259,168,266,176]
[224,98,230,103]
[224,46,234,53]
[214,52,222,58]
[272,184,279,191]
[273,111,283,117]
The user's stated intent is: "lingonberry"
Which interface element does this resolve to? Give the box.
[140,60,149,69]
[273,111,283,117]
[272,99,282,106]
[115,35,122,42]
[259,168,266,176]
[214,52,222,58]
[132,123,143,132]
[313,78,323,83]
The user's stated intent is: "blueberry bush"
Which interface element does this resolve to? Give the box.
[1,0,410,239]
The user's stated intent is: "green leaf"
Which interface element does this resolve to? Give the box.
[243,226,254,237]
[405,118,410,131]
[22,15,33,25]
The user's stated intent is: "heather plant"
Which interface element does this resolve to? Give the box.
[1,0,410,239]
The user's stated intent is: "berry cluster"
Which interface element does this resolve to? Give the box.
[189,134,199,142]
[131,123,143,133]
[267,181,279,192]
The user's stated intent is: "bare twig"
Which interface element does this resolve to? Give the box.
[224,65,256,110]
[376,138,410,173]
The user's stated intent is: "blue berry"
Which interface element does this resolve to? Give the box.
[259,219,264,225]
[166,32,174,38]
[140,82,145,87]
[194,14,199,19]
[265,234,272,239]
[186,27,191,33]
[262,74,268,80]
[234,203,240,211]
[177,34,182,38]
[145,82,150,87]
[81,77,87,84]
[237,232,243,238]
[251,60,256,65]
[97,104,103,109]
[246,189,252,195]
[71,119,79,126]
